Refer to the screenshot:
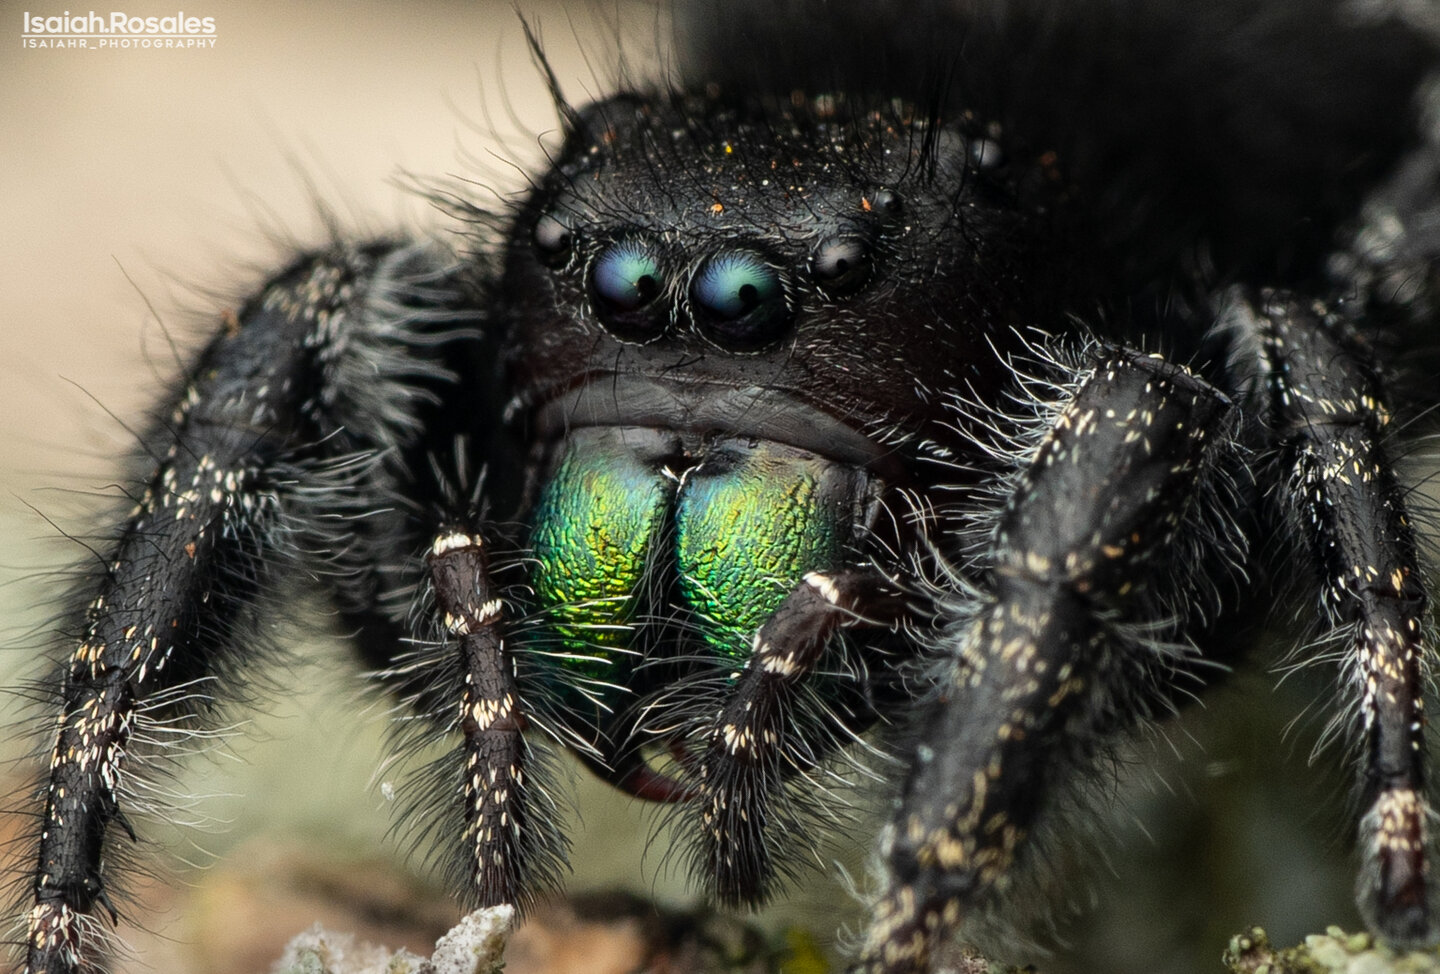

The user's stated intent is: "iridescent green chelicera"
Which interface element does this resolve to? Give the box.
[529,427,672,681]
[529,431,874,687]
[675,440,867,657]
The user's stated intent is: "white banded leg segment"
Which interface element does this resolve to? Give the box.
[21,241,476,974]
[694,570,897,906]
[426,530,536,909]
[860,350,1236,974]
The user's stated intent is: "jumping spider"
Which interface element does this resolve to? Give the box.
[11,2,1440,972]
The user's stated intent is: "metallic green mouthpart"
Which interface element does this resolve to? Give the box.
[529,430,875,672]
[676,440,870,658]
[529,427,672,680]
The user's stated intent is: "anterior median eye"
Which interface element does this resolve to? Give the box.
[690,251,791,351]
[590,238,668,342]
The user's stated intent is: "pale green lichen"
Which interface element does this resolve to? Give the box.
[429,907,515,974]
[271,905,515,974]
[1224,926,1440,974]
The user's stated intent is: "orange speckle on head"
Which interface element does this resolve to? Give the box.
[711,202,724,214]
[861,197,873,212]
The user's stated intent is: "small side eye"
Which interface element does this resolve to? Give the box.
[534,213,574,267]
[868,188,903,218]
[590,238,669,342]
[969,138,1003,170]
[691,251,791,351]
[811,235,873,295]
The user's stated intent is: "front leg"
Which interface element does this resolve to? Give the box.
[690,569,903,906]
[18,240,473,974]
[859,349,1242,974]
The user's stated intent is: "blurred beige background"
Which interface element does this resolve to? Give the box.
[0,0,637,491]
[0,3,1378,973]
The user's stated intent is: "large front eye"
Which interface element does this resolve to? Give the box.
[691,251,791,351]
[590,239,668,342]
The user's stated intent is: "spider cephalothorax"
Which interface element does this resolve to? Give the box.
[11,3,1440,973]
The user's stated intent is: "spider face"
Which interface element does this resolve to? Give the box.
[504,94,1052,441]
[497,94,945,824]
[496,94,1088,826]
[11,4,1440,974]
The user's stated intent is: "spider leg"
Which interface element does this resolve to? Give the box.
[690,569,901,905]
[17,241,473,974]
[423,527,569,910]
[1232,289,1436,946]
[856,349,1238,974]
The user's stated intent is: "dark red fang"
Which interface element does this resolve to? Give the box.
[612,763,694,803]
[1380,845,1428,915]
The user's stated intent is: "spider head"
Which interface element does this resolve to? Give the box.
[502,91,1066,447]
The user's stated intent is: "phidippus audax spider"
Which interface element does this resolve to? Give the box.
[10,0,1440,971]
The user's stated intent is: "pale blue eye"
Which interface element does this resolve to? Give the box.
[693,253,781,318]
[590,239,668,342]
[593,240,663,311]
[691,252,790,350]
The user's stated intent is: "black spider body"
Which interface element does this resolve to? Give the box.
[12,2,1440,972]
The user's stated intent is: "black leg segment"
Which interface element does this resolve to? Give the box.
[21,241,472,974]
[691,569,900,906]
[859,350,1239,974]
[1240,289,1435,946]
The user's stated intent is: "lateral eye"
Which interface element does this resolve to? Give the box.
[590,239,668,342]
[868,188,902,218]
[811,235,872,294]
[691,251,791,351]
[533,213,574,267]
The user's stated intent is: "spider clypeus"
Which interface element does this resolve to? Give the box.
[10,1,1440,972]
